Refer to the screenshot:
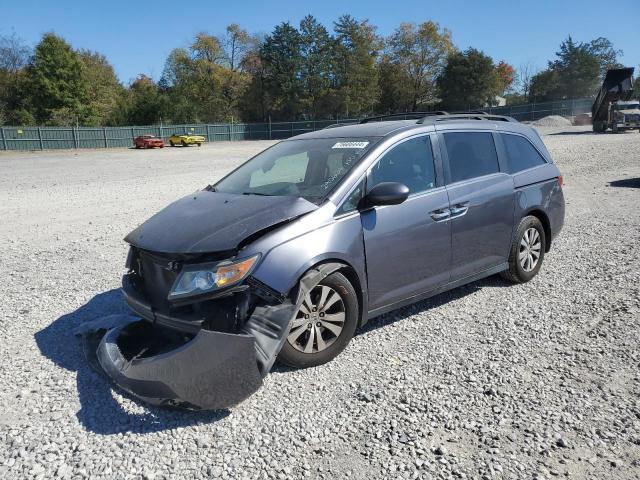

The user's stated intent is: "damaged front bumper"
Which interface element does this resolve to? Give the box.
[75,251,344,411]
[79,296,295,410]
[76,271,295,410]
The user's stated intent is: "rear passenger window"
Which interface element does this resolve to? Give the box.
[443,132,499,183]
[502,133,547,173]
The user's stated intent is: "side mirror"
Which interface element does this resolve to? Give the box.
[360,182,409,208]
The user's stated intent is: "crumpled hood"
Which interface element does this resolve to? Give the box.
[125,191,318,254]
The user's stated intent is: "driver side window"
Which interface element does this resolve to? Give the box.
[369,135,436,194]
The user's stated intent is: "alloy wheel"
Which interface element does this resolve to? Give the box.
[519,227,542,272]
[287,285,346,354]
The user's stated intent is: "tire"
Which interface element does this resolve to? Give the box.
[170,140,175,147]
[181,140,188,147]
[500,215,546,283]
[197,143,202,147]
[278,272,358,369]
[612,123,619,134]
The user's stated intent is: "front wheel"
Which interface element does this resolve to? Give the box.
[181,140,188,147]
[500,215,546,283]
[169,140,175,147]
[278,272,358,368]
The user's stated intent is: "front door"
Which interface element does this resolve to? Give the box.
[362,134,451,312]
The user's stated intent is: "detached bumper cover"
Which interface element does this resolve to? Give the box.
[76,300,295,410]
[97,323,263,410]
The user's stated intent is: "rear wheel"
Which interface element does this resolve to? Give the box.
[197,143,202,147]
[278,272,358,368]
[500,215,546,283]
[169,140,175,147]
[181,140,188,147]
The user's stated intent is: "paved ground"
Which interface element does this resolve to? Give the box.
[1,130,639,479]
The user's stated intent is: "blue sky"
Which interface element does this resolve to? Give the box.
[3,0,639,84]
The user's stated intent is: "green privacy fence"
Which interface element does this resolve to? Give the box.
[0,119,360,151]
[0,97,594,151]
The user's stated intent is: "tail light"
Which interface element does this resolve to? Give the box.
[557,175,564,187]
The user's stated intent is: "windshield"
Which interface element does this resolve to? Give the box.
[616,103,640,110]
[214,138,376,201]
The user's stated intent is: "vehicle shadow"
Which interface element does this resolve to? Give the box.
[608,177,640,188]
[272,274,511,374]
[548,130,595,136]
[34,289,228,436]
[358,274,511,335]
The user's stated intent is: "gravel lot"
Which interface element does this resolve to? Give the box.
[1,128,639,480]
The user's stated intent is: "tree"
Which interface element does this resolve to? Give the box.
[191,33,226,64]
[239,36,269,121]
[0,32,30,73]
[495,61,515,95]
[516,61,537,99]
[125,75,166,125]
[78,50,125,125]
[224,24,251,71]
[332,15,381,117]
[380,21,454,112]
[261,22,303,119]
[299,15,333,118]
[28,33,90,124]
[529,68,561,102]
[587,37,623,77]
[0,32,32,125]
[437,48,501,110]
[529,36,622,101]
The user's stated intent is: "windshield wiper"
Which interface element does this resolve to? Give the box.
[241,192,274,196]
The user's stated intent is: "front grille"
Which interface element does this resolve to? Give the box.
[132,249,179,312]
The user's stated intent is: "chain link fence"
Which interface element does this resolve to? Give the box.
[0,98,593,151]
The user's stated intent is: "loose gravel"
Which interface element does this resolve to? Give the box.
[531,115,573,127]
[1,129,639,479]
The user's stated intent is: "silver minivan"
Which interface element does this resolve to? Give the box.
[87,113,565,410]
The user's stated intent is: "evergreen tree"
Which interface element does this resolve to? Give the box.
[28,33,90,125]
[332,15,381,117]
[261,22,303,119]
[299,15,333,118]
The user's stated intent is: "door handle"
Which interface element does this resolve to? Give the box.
[430,208,451,221]
[450,202,469,217]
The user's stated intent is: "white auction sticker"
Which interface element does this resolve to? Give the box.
[332,141,369,149]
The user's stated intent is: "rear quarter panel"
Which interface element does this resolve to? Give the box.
[513,164,565,243]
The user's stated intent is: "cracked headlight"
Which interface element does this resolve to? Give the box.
[168,254,260,300]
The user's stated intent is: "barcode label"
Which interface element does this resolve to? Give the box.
[332,141,369,149]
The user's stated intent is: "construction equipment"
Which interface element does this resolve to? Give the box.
[592,68,640,133]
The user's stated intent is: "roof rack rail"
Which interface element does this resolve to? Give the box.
[416,113,517,124]
[322,123,347,130]
[448,110,489,115]
[360,111,448,124]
